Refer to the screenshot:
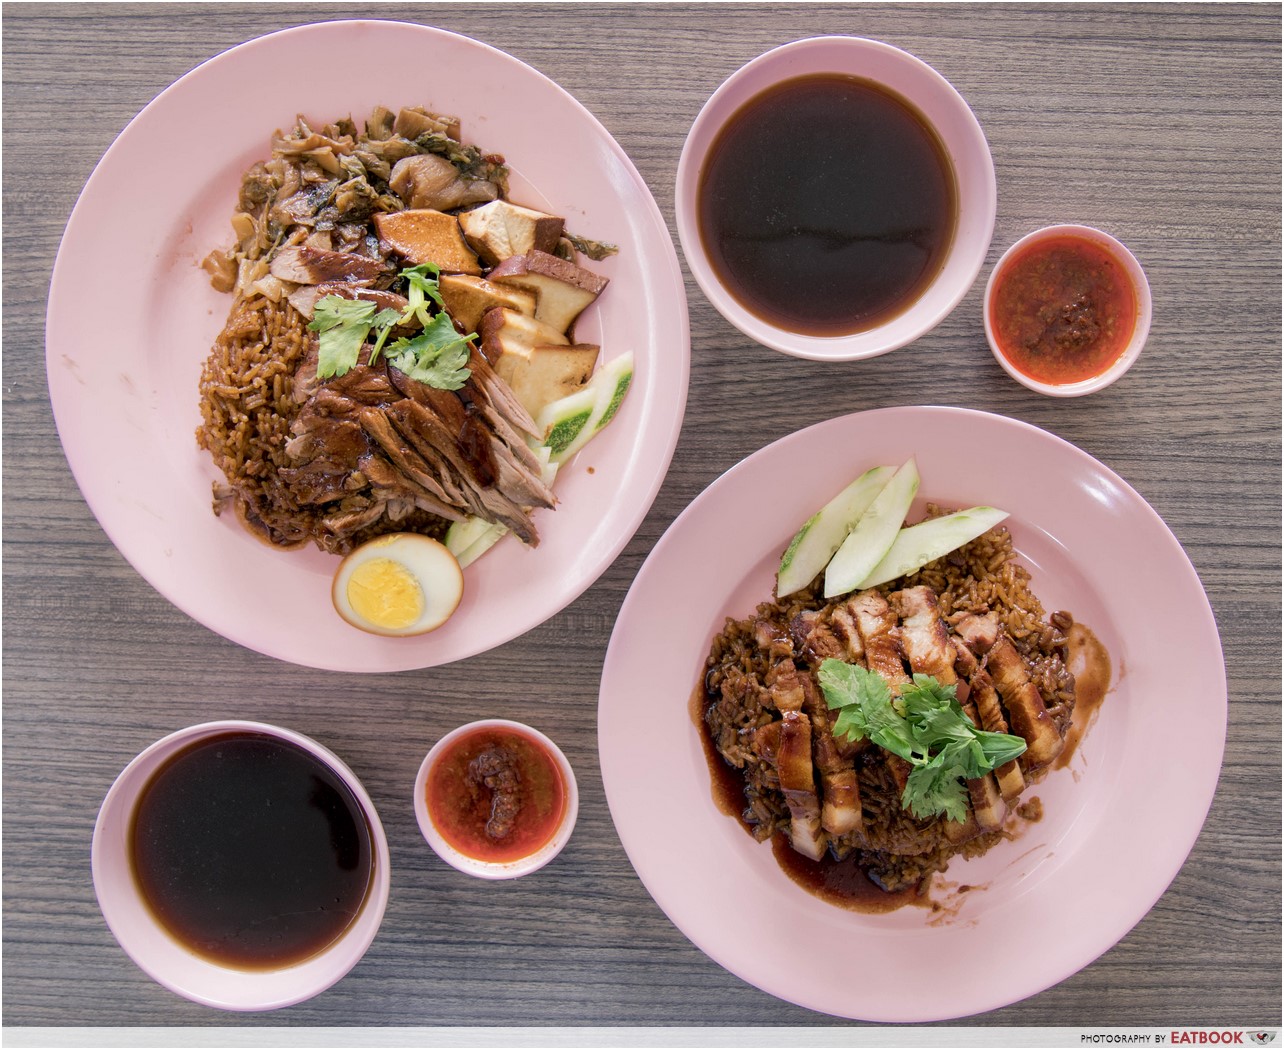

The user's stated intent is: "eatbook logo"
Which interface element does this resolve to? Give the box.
[1249,1035,1277,1046]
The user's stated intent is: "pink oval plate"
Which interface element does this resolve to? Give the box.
[598,406,1225,1022]
[46,21,689,672]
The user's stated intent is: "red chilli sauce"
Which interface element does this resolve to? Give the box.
[426,725,566,863]
[989,234,1138,384]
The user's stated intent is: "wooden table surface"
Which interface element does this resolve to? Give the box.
[4,2,1280,1034]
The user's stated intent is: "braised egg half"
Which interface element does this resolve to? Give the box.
[332,534,464,636]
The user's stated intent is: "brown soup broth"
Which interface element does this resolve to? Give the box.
[698,74,957,335]
[129,731,373,970]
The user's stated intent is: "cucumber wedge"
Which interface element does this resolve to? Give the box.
[822,457,920,598]
[776,465,897,597]
[536,352,634,464]
[857,506,1010,589]
[454,522,508,568]
[445,516,507,568]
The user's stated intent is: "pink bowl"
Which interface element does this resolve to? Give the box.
[675,36,996,361]
[984,224,1153,396]
[91,721,390,1011]
[414,719,578,880]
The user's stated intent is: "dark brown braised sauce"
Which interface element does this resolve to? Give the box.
[1053,622,1112,770]
[690,684,920,913]
[698,74,957,336]
[130,731,373,970]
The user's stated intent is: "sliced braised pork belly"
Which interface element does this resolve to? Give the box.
[967,669,1026,801]
[776,711,826,861]
[847,592,910,688]
[800,675,862,836]
[986,634,1066,770]
[893,586,957,685]
[788,609,845,666]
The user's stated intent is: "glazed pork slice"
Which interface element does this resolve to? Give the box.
[800,675,862,836]
[893,586,958,685]
[847,592,910,688]
[985,634,1066,769]
[776,710,826,861]
[954,612,1065,770]
[788,609,845,666]
[966,669,1026,801]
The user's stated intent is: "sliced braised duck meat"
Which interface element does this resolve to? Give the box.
[484,434,557,510]
[788,609,845,666]
[327,362,398,405]
[382,397,541,543]
[455,375,544,474]
[951,635,980,679]
[278,463,357,506]
[800,675,862,836]
[355,451,465,522]
[968,669,1026,801]
[377,413,470,507]
[465,346,541,440]
[848,591,910,688]
[776,711,826,862]
[269,244,389,286]
[287,281,410,321]
[284,416,371,468]
[893,586,958,685]
[827,603,866,663]
[986,634,1066,769]
[320,501,387,538]
[357,407,462,507]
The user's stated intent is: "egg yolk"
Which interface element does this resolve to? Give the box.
[346,557,425,630]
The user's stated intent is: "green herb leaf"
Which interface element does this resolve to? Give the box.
[309,296,382,379]
[385,312,473,391]
[817,658,1028,821]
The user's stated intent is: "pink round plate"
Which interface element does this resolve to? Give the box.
[46,21,689,672]
[598,406,1225,1022]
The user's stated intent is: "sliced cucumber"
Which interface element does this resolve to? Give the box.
[445,516,508,568]
[454,521,508,568]
[822,458,920,598]
[536,352,634,464]
[776,465,897,597]
[857,506,1010,589]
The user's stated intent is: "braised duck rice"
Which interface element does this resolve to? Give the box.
[701,508,1077,894]
[197,106,616,555]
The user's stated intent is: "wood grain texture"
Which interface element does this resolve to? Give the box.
[3,1,1279,1032]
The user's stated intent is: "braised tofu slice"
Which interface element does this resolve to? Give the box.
[439,275,537,334]
[458,200,565,267]
[373,209,482,274]
[478,307,568,365]
[487,249,609,335]
[495,344,601,418]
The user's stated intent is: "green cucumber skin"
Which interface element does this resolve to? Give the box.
[823,459,920,598]
[545,409,593,456]
[776,464,897,598]
[858,507,1010,589]
[594,372,633,433]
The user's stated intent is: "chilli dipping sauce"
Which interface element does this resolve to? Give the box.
[425,724,567,863]
[989,233,1139,385]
